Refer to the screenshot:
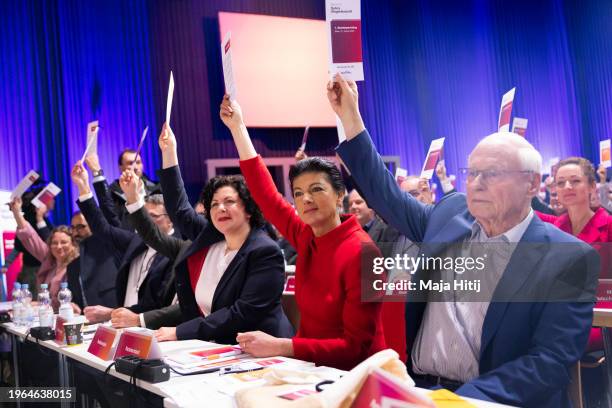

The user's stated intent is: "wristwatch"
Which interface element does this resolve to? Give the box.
[92,169,104,177]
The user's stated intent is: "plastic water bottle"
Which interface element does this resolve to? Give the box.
[21,284,34,328]
[58,282,74,322]
[38,284,53,327]
[11,282,23,326]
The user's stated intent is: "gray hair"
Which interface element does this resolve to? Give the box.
[145,194,165,206]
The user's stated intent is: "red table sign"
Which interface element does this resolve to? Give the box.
[87,326,118,360]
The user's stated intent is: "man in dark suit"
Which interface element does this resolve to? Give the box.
[84,151,161,229]
[70,162,176,323]
[66,212,120,309]
[329,74,599,407]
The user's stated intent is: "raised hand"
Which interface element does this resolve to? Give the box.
[597,164,607,183]
[8,198,26,229]
[159,123,179,169]
[8,197,22,215]
[119,168,142,205]
[219,94,244,131]
[35,203,48,223]
[84,153,101,173]
[294,149,308,162]
[218,95,257,160]
[70,161,90,195]
[325,73,364,139]
[158,123,177,153]
[436,160,448,181]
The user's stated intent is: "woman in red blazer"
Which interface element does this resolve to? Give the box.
[537,157,612,351]
[219,95,386,370]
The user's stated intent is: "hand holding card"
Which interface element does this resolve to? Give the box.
[421,138,445,180]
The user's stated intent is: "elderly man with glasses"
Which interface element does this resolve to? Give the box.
[328,74,599,408]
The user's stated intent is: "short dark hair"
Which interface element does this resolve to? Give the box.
[288,157,346,195]
[118,148,137,166]
[556,157,596,185]
[201,175,264,229]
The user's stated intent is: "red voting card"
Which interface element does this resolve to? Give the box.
[497,88,516,132]
[331,20,363,64]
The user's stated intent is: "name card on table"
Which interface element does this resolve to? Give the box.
[87,325,119,360]
[114,328,162,360]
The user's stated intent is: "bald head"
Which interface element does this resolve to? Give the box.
[466,132,541,237]
[470,132,542,173]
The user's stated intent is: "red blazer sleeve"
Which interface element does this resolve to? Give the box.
[291,242,383,369]
[239,156,307,249]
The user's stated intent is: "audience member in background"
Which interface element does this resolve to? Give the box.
[399,176,434,204]
[597,165,612,213]
[119,156,293,343]
[331,72,598,407]
[435,160,457,196]
[536,157,612,351]
[71,161,176,323]
[9,185,55,298]
[8,198,80,311]
[549,186,566,216]
[66,211,121,310]
[84,151,160,230]
[220,95,386,370]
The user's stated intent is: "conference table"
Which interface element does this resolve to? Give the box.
[0,321,516,408]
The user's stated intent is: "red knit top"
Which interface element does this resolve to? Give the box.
[240,156,386,370]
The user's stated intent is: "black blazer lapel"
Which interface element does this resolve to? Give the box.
[211,229,260,310]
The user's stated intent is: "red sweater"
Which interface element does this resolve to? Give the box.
[240,156,386,370]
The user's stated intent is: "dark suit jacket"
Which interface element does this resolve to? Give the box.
[67,234,121,309]
[338,129,600,408]
[365,217,404,258]
[142,303,183,329]
[155,165,294,343]
[93,175,161,230]
[77,197,174,313]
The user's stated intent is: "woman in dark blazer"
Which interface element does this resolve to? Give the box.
[118,166,294,345]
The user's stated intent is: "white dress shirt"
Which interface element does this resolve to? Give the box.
[195,241,238,316]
